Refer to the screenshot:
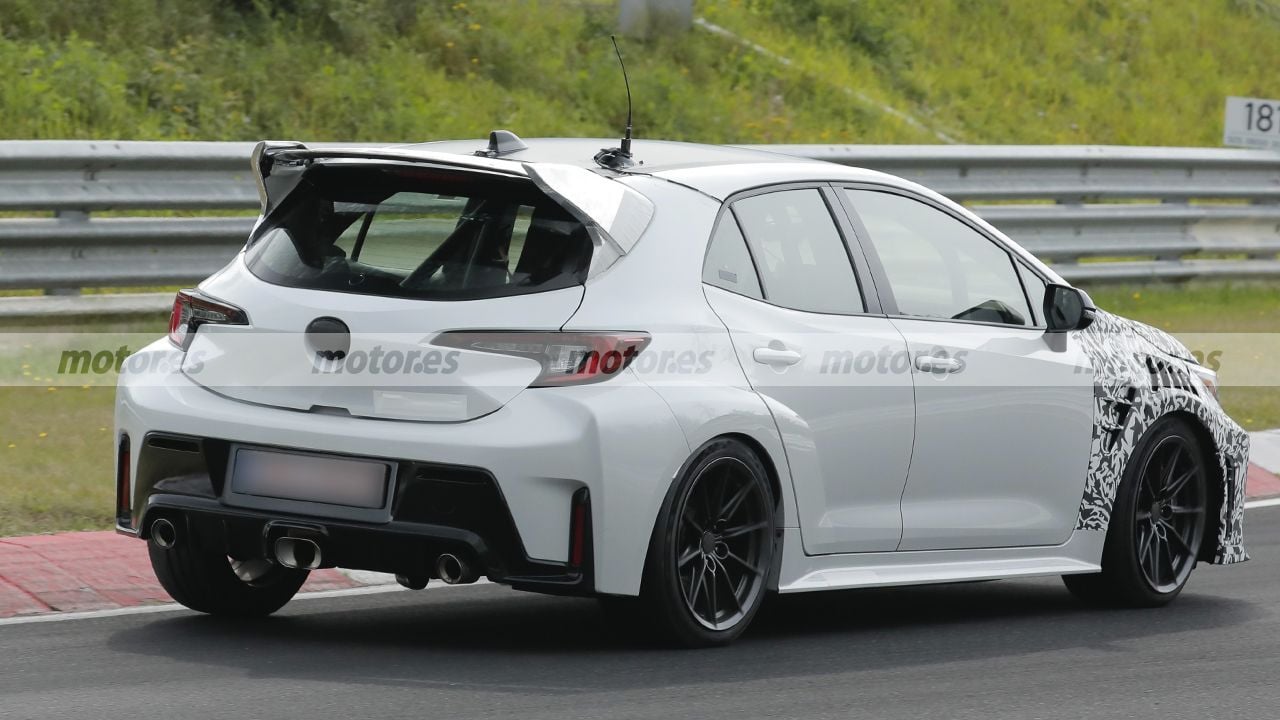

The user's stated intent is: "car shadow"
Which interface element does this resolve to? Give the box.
[104,574,1260,695]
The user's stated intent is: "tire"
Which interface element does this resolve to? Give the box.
[148,529,308,617]
[635,438,777,647]
[1063,416,1209,607]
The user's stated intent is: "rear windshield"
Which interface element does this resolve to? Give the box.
[245,164,593,300]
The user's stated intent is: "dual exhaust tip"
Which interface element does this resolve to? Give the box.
[270,543,475,583]
[151,517,476,585]
[148,518,324,572]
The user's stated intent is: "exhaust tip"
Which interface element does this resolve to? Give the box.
[274,537,322,570]
[150,518,178,550]
[435,553,478,585]
[395,574,429,590]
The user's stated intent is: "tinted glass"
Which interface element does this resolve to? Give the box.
[702,214,763,299]
[844,189,1033,326]
[246,165,592,301]
[732,190,864,314]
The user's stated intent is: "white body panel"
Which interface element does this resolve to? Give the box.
[565,177,802,530]
[891,320,1095,550]
[117,339,688,595]
[190,258,584,422]
[777,527,1105,592]
[704,286,914,553]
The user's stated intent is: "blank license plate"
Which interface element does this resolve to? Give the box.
[230,447,391,509]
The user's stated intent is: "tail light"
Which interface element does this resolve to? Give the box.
[432,331,650,387]
[169,289,249,349]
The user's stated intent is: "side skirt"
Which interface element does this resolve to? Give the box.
[775,528,1105,594]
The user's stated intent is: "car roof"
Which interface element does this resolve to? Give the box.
[393,137,785,171]
[388,137,902,200]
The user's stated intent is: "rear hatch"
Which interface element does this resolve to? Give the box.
[185,159,599,422]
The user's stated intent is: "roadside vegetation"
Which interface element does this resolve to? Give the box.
[1,0,1278,145]
[0,315,166,536]
[2,1,1278,534]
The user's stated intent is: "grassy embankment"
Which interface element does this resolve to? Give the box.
[2,0,1278,145]
[2,0,1279,533]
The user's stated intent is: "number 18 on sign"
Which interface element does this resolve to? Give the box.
[1224,96,1280,150]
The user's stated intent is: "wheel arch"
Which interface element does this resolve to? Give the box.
[716,432,787,529]
[637,432,789,596]
[717,432,789,591]
[1166,409,1228,563]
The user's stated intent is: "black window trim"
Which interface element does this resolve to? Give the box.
[832,182,1054,332]
[699,181,884,317]
[1011,256,1049,328]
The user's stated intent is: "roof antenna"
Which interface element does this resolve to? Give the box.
[594,35,636,171]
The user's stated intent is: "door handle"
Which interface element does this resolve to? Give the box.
[913,355,962,373]
[753,347,803,367]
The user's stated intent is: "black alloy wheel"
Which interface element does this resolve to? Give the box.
[674,455,773,631]
[1132,433,1207,593]
[633,438,776,647]
[1063,417,1209,607]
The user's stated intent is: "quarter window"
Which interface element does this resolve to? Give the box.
[843,189,1033,326]
[732,189,864,314]
[702,214,763,299]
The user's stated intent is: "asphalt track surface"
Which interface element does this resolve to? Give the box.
[5,507,1280,720]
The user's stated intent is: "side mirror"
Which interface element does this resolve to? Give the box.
[1043,284,1096,332]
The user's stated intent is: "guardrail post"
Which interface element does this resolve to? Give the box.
[1155,198,1190,263]
[45,209,88,296]
[1247,196,1280,260]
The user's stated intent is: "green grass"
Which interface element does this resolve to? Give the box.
[0,316,167,536]
[0,385,119,536]
[0,0,1277,145]
[1085,282,1280,333]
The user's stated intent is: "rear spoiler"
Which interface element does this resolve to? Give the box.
[249,141,525,213]
[523,163,653,257]
[249,140,654,262]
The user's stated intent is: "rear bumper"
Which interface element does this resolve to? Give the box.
[116,339,692,595]
[125,432,591,592]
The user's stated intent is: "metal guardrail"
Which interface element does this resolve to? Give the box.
[1,141,1279,315]
[757,144,1280,282]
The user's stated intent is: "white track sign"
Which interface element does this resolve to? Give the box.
[1224,96,1280,150]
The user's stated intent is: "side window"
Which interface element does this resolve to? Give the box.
[702,213,763,299]
[732,189,864,314]
[1016,262,1048,326]
[843,189,1033,326]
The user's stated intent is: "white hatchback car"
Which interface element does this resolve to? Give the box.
[116,133,1249,646]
